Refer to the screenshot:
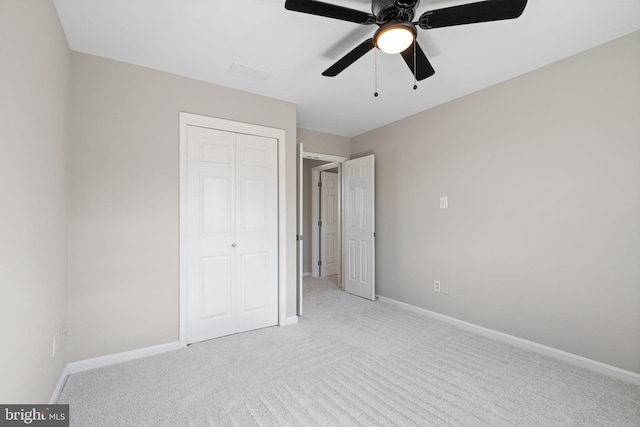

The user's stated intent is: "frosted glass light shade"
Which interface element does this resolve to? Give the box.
[375,26,415,54]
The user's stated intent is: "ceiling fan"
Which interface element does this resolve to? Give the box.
[285,0,528,81]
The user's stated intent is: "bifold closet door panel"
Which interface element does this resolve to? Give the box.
[235,133,278,332]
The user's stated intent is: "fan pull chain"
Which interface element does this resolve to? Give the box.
[413,38,418,90]
[374,48,379,97]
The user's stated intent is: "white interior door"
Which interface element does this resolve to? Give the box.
[186,125,278,344]
[320,171,339,277]
[343,155,375,300]
[296,143,303,316]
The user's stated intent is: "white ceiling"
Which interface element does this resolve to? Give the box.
[53,0,640,137]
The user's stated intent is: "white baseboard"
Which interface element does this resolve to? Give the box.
[51,341,182,403]
[377,295,640,386]
[49,364,69,404]
[303,272,311,277]
[67,341,182,375]
[280,315,299,326]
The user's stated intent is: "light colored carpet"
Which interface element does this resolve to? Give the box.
[58,277,640,426]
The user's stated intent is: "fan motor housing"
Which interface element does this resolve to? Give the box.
[372,0,419,23]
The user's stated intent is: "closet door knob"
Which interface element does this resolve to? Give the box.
[231,243,236,248]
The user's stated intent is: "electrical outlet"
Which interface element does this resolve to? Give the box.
[433,280,441,293]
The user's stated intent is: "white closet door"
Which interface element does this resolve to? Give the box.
[186,126,277,344]
[343,155,375,300]
[235,133,278,333]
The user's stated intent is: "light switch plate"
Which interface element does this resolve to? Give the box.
[439,196,448,209]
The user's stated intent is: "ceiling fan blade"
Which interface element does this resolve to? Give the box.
[285,0,376,25]
[322,25,372,59]
[418,0,527,29]
[400,42,435,81]
[322,38,375,77]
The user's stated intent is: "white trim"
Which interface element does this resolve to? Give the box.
[49,365,69,404]
[67,342,182,375]
[51,342,182,402]
[377,295,640,385]
[179,115,188,347]
[179,112,287,342]
[302,151,348,163]
[277,125,287,327]
[281,316,299,326]
[312,162,344,170]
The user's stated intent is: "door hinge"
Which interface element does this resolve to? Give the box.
[318,221,322,227]
[318,181,322,187]
[317,260,322,266]
[297,234,304,241]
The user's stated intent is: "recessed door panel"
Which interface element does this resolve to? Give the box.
[348,240,356,281]
[202,256,232,319]
[326,233,335,264]
[359,241,368,284]
[239,145,268,167]
[201,141,232,164]
[327,194,336,224]
[202,177,231,234]
[356,186,365,227]
[241,178,267,233]
[239,252,269,312]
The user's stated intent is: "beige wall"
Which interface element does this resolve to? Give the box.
[298,128,351,157]
[352,32,640,373]
[0,0,70,401]
[68,53,297,362]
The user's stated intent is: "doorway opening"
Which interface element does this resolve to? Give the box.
[296,148,376,316]
[296,149,348,315]
[311,163,342,284]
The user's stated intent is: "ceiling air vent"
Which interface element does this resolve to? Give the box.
[227,62,272,82]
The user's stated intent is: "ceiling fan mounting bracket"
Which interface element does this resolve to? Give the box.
[395,0,419,8]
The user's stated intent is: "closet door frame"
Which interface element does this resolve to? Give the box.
[179,112,287,347]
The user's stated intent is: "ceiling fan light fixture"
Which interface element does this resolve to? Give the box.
[374,22,416,54]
